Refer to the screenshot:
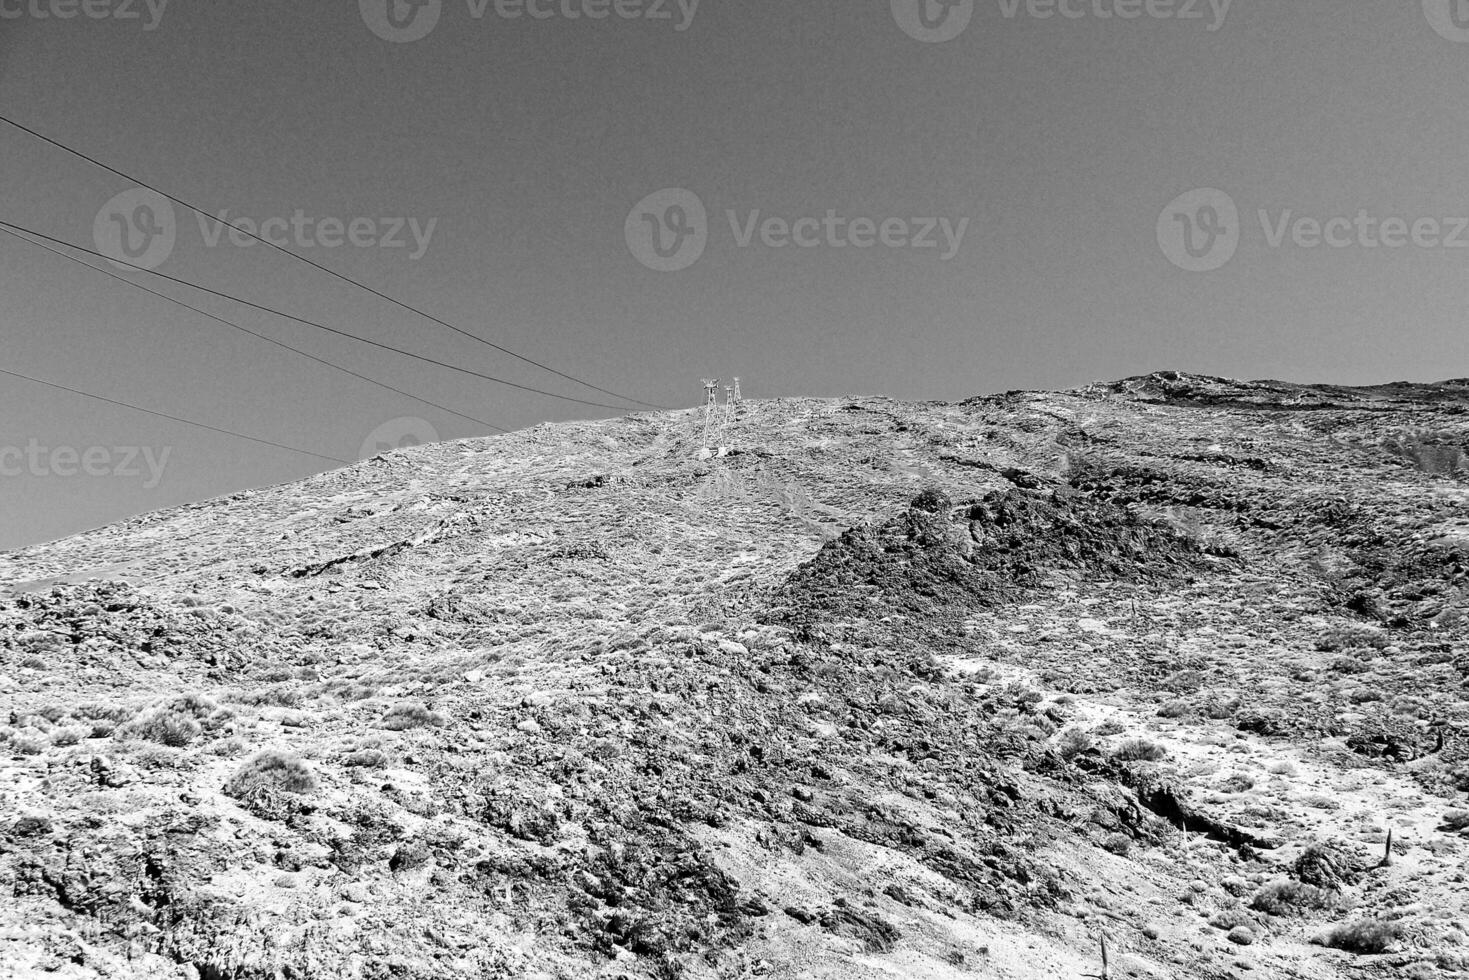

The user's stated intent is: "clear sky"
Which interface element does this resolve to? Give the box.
[2,0,1468,551]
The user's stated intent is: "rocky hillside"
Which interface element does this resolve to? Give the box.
[1,372,1467,980]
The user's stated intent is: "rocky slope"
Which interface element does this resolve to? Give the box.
[1,372,1467,980]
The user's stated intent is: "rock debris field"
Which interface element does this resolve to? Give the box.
[1,372,1468,980]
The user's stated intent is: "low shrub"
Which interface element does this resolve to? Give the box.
[1157,699,1192,718]
[1056,728,1095,760]
[343,749,390,768]
[225,751,316,800]
[232,685,303,709]
[206,736,247,757]
[48,725,91,747]
[1317,919,1402,954]
[1218,773,1255,793]
[379,702,447,731]
[10,733,47,756]
[1112,738,1168,763]
[1205,699,1241,720]
[168,694,219,717]
[73,703,137,737]
[1251,879,1338,916]
[125,709,203,748]
[1209,908,1261,932]
[74,703,137,722]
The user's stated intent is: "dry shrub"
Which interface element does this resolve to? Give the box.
[125,709,202,748]
[1251,879,1338,916]
[207,736,248,757]
[232,685,303,709]
[1056,728,1095,760]
[343,749,390,768]
[1112,738,1168,763]
[10,733,47,756]
[1209,908,1260,932]
[1218,773,1255,793]
[1316,919,1402,954]
[225,751,316,799]
[1157,699,1192,718]
[73,703,138,738]
[379,702,447,731]
[48,725,91,747]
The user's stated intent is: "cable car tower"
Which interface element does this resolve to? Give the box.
[701,378,720,445]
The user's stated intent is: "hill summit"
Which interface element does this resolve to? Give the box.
[2,373,1467,979]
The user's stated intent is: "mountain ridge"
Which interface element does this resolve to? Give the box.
[1,373,1466,980]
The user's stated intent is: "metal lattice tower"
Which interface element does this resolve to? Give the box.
[701,378,720,444]
[731,377,742,406]
[723,384,735,427]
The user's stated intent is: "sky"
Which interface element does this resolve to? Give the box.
[2,0,1468,550]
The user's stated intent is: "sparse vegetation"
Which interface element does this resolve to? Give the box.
[1209,908,1259,932]
[1157,699,1192,718]
[2,377,1466,975]
[1316,918,1402,954]
[1251,879,1339,916]
[379,702,447,731]
[1056,727,1095,760]
[48,725,90,747]
[1112,738,1167,762]
[123,709,203,747]
[1217,773,1254,793]
[224,751,317,799]
[207,735,248,757]
[9,732,47,755]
